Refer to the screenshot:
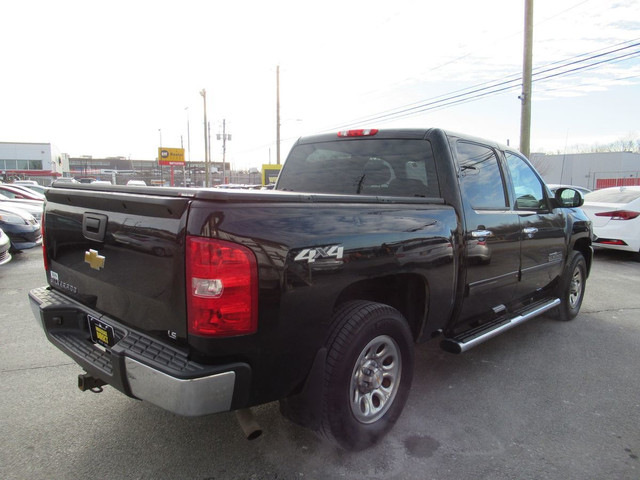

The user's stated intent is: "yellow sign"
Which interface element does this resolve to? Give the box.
[262,164,282,185]
[158,148,185,166]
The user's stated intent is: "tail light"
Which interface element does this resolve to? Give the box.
[186,236,258,337]
[594,210,639,220]
[41,209,48,272]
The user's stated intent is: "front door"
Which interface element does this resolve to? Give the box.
[504,152,566,297]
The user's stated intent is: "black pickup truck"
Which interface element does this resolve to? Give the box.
[29,128,592,450]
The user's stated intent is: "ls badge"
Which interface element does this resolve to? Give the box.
[84,249,106,270]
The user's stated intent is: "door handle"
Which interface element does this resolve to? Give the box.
[471,230,493,238]
[83,213,108,242]
[523,227,538,238]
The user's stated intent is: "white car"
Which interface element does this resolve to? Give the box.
[0,228,11,265]
[582,186,640,260]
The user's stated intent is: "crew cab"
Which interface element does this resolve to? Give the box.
[29,128,592,450]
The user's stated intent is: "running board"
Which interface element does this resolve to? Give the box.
[440,298,561,354]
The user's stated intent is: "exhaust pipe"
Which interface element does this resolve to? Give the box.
[78,373,107,393]
[235,408,262,440]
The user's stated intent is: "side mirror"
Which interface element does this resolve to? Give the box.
[554,187,584,208]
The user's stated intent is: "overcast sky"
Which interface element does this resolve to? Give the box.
[2,0,638,169]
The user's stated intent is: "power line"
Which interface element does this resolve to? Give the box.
[235,39,640,156]
[367,50,640,125]
[323,40,640,130]
[322,36,640,132]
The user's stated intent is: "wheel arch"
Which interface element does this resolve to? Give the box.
[572,236,593,278]
[334,273,429,341]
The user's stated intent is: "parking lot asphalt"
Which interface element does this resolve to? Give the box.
[1,248,639,480]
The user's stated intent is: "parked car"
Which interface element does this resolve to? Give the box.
[0,199,43,222]
[582,186,640,261]
[13,180,39,186]
[0,204,42,251]
[547,184,592,196]
[53,177,79,184]
[126,179,146,186]
[0,184,45,201]
[0,228,11,265]
[6,183,47,200]
[13,183,47,196]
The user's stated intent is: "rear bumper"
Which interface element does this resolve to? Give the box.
[593,237,640,253]
[28,286,251,416]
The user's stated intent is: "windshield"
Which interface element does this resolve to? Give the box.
[276,139,440,198]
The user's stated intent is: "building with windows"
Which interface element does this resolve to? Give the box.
[0,142,69,184]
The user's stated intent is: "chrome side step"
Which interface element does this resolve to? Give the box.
[440,298,561,354]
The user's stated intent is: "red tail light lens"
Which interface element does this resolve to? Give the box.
[186,236,258,337]
[337,129,379,137]
[41,208,48,272]
[594,210,639,220]
[597,239,627,246]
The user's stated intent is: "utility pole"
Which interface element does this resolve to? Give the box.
[217,119,232,185]
[276,65,281,165]
[200,89,209,187]
[208,121,212,185]
[519,0,534,158]
[185,107,191,186]
[158,128,163,186]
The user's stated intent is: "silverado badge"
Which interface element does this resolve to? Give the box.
[84,249,105,270]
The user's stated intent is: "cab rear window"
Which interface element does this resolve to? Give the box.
[276,139,440,198]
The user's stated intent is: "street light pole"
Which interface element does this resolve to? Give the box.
[276,65,281,165]
[185,107,191,163]
[200,89,209,187]
[184,107,191,187]
[158,128,163,186]
[217,119,232,185]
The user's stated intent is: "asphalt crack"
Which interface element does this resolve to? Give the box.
[2,362,77,374]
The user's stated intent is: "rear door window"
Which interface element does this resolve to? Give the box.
[456,142,507,209]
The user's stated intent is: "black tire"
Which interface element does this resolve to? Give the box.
[555,251,587,321]
[320,300,414,451]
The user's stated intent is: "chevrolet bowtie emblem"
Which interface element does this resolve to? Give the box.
[84,249,105,270]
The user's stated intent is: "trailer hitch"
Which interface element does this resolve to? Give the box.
[78,373,107,393]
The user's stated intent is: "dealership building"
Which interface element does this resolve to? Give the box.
[531,151,640,190]
[0,142,69,183]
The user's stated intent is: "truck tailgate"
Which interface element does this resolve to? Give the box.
[44,186,191,341]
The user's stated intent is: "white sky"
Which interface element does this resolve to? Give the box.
[2,0,639,169]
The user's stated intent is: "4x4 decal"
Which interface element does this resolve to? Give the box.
[294,245,344,264]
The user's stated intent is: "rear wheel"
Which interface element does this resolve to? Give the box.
[320,301,414,451]
[555,251,587,321]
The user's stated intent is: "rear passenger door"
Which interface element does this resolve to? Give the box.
[455,141,522,324]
